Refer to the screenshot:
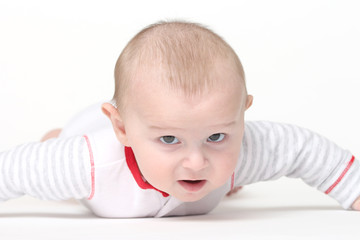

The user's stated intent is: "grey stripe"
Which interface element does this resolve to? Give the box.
[60,138,73,198]
[68,137,81,197]
[237,124,247,184]
[237,123,251,184]
[245,122,259,182]
[17,145,26,195]
[285,123,300,177]
[261,122,277,179]
[19,143,36,194]
[276,123,289,176]
[290,124,299,171]
[271,125,286,179]
[53,139,67,199]
[306,134,327,184]
[42,139,58,199]
[299,130,320,182]
[25,142,36,196]
[314,138,335,186]
[7,146,17,192]
[250,122,266,182]
[11,144,27,196]
[269,122,281,179]
[242,122,256,183]
[314,134,332,185]
[46,139,61,200]
[78,137,90,195]
[287,125,308,177]
[31,142,44,198]
[9,144,28,195]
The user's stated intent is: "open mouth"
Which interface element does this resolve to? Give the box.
[183,180,202,184]
[178,180,206,192]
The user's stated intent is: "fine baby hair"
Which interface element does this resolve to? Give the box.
[112,21,247,112]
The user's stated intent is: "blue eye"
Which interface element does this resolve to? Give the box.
[207,133,225,142]
[160,136,180,144]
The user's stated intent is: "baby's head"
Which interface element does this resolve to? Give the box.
[103,21,253,202]
[112,21,248,112]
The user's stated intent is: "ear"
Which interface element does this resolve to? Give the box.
[245,95,253,110]
[101,102,130,146]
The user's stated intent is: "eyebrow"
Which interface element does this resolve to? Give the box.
[148,125,184,131]
[148,121,237,130]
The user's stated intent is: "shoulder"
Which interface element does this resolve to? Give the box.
[84,127,125,167]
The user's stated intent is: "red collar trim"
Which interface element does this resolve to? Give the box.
[124,146,169,197]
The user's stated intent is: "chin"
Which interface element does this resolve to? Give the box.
[174,192,209,202]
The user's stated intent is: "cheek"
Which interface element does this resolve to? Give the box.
[209,148,238,177]
[133,147,175,182]
[212,140,242,180]
[221,151,239,173]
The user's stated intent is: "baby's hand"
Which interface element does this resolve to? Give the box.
[352,196,360,210]
[40,128,62,142]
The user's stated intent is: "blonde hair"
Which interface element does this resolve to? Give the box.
[113,21,246,112]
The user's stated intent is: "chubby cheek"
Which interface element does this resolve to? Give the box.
[212,141,242,185]
[214,152,238,185]
[133,148,174,188]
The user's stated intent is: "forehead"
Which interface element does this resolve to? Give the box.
[132,55,243,95]
[125,64,245,128]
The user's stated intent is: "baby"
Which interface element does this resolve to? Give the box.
[1,21,360,217]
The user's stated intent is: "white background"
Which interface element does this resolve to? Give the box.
[1,1,360,239]
[1,0,359,152]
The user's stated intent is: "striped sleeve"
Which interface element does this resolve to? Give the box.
[0,136,92,201]
[236,121,360,209]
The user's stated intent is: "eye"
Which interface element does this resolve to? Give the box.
[160,136,180,144]
[207,133,225,142]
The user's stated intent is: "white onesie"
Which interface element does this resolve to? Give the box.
[1,102,359,217]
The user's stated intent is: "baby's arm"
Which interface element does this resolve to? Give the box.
[0,136,92,201]
[237,121,360,210]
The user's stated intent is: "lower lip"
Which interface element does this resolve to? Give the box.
[178,180,206,192]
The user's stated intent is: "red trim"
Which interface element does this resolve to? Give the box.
[230,172,235,191]
[325,156,355,195]
[84,135,95,200]
[125,147,169,197]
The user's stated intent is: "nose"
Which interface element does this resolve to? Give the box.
[182,147,209,171]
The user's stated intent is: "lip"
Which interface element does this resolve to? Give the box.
[178,180,207,192]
